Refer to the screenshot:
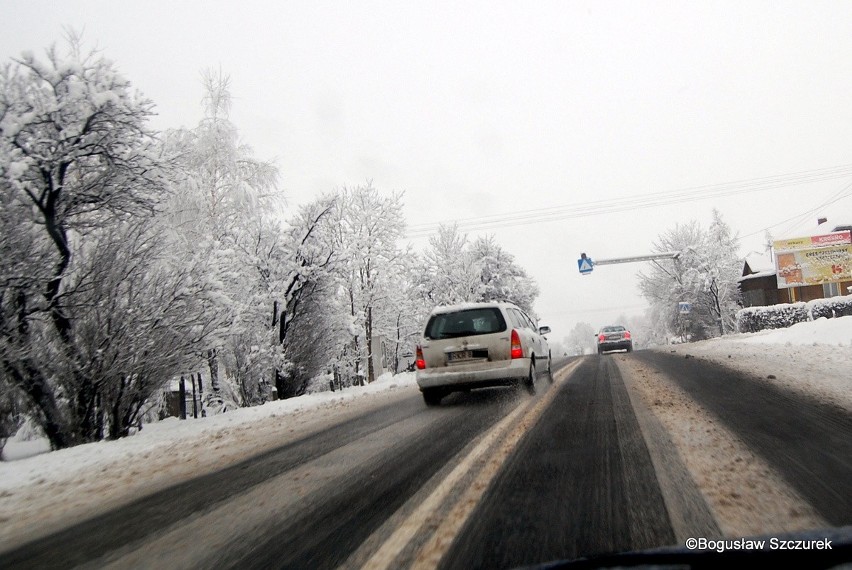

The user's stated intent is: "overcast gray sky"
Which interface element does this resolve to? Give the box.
[4,1,852,340]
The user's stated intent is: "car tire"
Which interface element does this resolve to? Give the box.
[547,353,554,384]
[525,362,536,395]
[422,388,443,407]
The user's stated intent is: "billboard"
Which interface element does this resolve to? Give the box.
[773,230,851,252]
[773,231,852,289]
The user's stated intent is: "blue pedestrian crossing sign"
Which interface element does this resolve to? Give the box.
[578,253,594,275]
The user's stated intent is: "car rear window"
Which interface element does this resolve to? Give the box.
[424,308,507,339]
[602,326,625,333]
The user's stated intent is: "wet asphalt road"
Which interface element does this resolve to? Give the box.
[1,353,850,569]
[0,380,524,569]
[442,356,677,569]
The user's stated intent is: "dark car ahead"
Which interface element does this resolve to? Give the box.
[596,325,633,354]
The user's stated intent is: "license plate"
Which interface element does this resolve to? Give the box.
[448,350,473,361]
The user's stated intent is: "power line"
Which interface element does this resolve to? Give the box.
[740,182,852,241]
[408,166,852,236]
[776,187,852,237]
[405,164,852,238]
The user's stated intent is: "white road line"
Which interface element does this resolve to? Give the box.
[362,360,581,570]
[360,398,528,569]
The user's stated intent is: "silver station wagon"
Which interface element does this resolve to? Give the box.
[415,301,552,406]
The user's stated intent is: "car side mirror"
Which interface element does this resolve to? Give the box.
[539,326,551,335]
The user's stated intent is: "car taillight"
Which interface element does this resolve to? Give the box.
[598,334,606,342]
[511,329,523,359]
[623,331,631,340]
[415,345,426,370]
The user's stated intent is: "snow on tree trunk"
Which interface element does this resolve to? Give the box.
[366,306,375,383]
[207,349,221,396]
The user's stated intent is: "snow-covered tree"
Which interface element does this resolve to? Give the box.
[161,68,280,406]
[638,221,706,341]
[564,322,596,355]
[471,235,539,315]
[277,272,345,396]
[0,42,167,331]
[637,212,741,341]
[273,196,340,397]
[0,41,221,446]
[330,184,406,384]
[696,209,742,335]
[164,69,279,239]
[414,224,484,306]
[220,218,286,406]
[60,220,226,438]
[380,259,429,373]
[413,226,540,318]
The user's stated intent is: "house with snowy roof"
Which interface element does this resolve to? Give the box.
[739,251,790,307]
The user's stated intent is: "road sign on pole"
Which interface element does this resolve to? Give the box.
[578,250,679,276]
[578,253,594,275]
[678,302,691,314]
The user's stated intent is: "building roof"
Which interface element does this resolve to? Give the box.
[738,269,777,283]
[742,252,774,276]
[739,250,776,284]
[773,210,852,240]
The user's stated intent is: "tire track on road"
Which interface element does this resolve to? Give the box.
[634,350,852,527]
[0,396,426,568]
[440,356,676,569]
[216,396,515,570]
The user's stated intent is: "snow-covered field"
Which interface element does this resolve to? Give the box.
[0,316,849,549]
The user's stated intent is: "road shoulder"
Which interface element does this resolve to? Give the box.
[0,383,420,552]
[613,353,827,537]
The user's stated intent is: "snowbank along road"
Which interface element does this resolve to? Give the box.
[1,352,850,569]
